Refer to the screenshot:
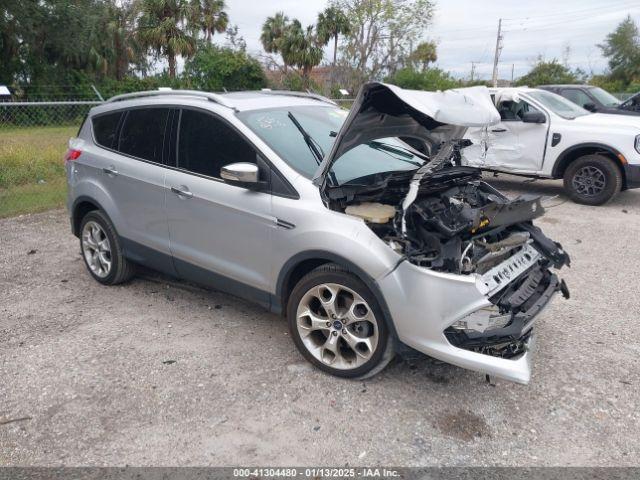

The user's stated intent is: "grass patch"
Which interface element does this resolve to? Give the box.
[0,126,76,187]
[0,177,67,218]
[0,126,76,217]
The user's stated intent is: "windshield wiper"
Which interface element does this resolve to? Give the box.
[288,111,324,166]
[368,141,425,166]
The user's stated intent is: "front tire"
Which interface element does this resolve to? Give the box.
[80,210,134,285]
[563,154,622,205]
[287,263,394,379]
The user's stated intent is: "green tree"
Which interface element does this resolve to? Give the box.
[317,6,351,73]
[190,0,229,43]
[515,58,583,86]
[103,0,147,80]
[334,0,435,86]
[281,22,324,84]
[599,15,640,86]
[260,12,291,70]
[137,0,197,78]
[408,41,437,71]
[386,67,459,91]
[183,44,266,91]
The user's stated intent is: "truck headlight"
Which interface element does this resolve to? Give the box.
[635,135,640,154]
[451,305,512,333]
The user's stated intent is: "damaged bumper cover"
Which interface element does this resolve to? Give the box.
[377,244,569,384]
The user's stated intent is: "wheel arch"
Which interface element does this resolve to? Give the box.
[275,250,400,340]
[552,143,627,187]
[71,196,110,237]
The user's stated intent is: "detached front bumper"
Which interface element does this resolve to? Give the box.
[377,260,563,384]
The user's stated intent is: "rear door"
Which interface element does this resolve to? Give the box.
[165,108,275,305]
[94,106,175,273]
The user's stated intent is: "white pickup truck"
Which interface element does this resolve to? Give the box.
[463,87,640,205]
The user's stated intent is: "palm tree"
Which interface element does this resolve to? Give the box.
[190,0,228,43]
[409,41,437,72]
[281,22,323,85]
[260,12,290,71]
[316,6,350,73]
[105,0,146,80]
[137,0,196,78]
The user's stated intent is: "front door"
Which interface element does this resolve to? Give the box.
[465,98,548,173]
[165,108,275,307]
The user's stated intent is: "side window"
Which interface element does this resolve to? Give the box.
[177,109,256,178]
[92,112,122,149]
[118,108,170,163]
[497,100,540,121]
[562,89,592,108]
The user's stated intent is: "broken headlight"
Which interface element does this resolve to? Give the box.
[451,305,511,333]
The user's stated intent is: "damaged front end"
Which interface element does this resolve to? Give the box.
[313,83,570,378]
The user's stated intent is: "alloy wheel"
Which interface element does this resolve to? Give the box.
[296,283,379,370]
[82,220,112,278]
[572,165,606,197]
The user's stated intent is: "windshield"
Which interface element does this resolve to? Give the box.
[237,106,424,184]
[589,87,621,107]
[527,90,590,119]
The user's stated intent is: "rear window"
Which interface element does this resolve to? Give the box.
[92,112,122,149]
[118,108,170,163]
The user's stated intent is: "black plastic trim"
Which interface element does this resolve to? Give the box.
[623,163,640,189]
[70,195,108,237]
[552,142,624,178]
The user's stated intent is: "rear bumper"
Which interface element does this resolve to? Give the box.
[624,163,640,189]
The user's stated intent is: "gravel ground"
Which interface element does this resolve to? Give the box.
[1,174,639,467]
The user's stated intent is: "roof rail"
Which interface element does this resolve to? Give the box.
[258,89,337,106]
[106,89,236,110]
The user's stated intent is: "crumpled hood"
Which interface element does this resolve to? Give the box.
[312,82,501,187]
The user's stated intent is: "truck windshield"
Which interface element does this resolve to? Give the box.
[588,87,621,107]
[527,90,590,119]
[238,106,424,184]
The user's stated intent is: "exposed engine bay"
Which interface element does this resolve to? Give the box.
[324,139,571,358]
[312,82,570,362]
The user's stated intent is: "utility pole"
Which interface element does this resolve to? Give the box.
[491,18,503,87]
[470,62,476,82]
[511,63,515,85]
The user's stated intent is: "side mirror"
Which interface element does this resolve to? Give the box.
[583,102,597,112]
[521,111,546,124]
[221,162,260,187]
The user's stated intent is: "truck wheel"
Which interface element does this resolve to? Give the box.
[287,263,395,379]
[563,154,622,205]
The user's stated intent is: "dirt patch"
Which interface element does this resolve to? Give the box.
[435,409,491,441]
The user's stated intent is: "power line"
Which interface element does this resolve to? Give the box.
[501,1,639,23]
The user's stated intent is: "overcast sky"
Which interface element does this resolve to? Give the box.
[217,0,640,81]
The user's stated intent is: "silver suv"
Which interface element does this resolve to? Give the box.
[66,83,569,384]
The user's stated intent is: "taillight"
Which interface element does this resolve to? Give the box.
[65,149,82,161]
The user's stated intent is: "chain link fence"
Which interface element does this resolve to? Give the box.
[0,101,102,130]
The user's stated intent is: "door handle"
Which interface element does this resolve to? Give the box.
[102,166,118,176]
[490,128,507,133]
[170,185,193,199]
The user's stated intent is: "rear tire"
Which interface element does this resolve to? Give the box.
[287,263,394,379]
[79,210,134,285]
[563,154,622,205]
